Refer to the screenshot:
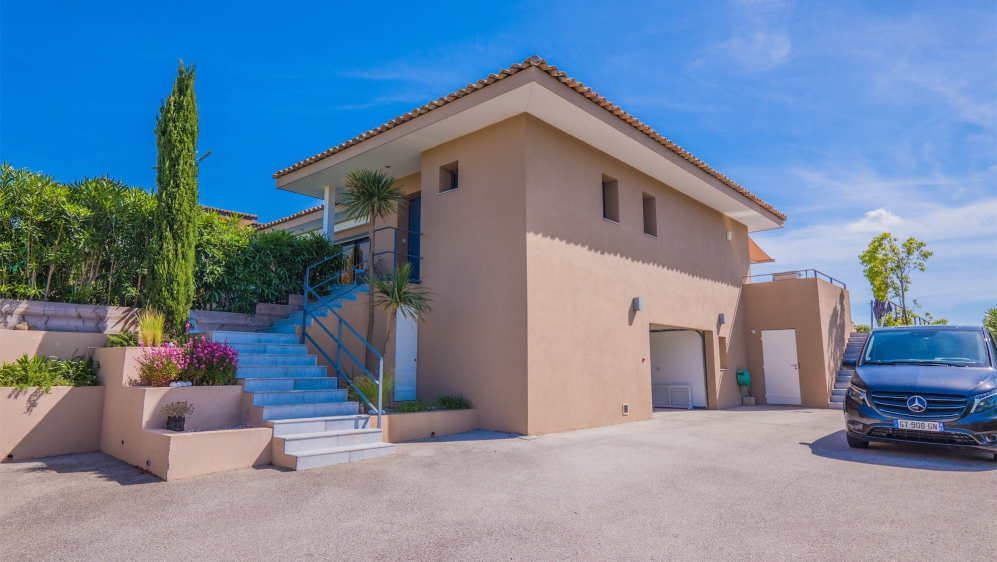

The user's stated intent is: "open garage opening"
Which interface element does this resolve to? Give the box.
[649,327,708,409]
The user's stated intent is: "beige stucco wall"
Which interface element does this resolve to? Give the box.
[371,408,480,443]
[742,277,853,408]
[1,386,104,462]
[416,116,530,434]
[0,330,107,363]
[522,116,751,434]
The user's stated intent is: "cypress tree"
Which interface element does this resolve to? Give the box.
[146,62,199,334]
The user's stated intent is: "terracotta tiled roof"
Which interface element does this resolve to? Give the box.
[201,205,259,221]
[273,56,785,220]
[257,204,324,230]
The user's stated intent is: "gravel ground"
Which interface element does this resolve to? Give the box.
[1,407,994,561]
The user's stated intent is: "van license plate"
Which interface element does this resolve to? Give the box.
[895,420,943,432]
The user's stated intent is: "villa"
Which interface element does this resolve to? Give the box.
[270,56,854,437]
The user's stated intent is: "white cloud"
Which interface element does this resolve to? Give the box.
[845,209,902,233]
[721,33,792,70]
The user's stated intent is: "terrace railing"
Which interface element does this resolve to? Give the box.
[742,269,847,289]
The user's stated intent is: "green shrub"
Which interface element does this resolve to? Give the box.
[106,331,139,347]
[0,353,99,393]
[346,369,394,410]
[392,400,431,413]
[855,324,871,333]
[436,394,472,410]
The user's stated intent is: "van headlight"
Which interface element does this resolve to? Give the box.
[847,385,870,407]
[970,389,997,414]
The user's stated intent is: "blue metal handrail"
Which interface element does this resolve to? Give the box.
[869,299,932,327]
[299,248,384,428]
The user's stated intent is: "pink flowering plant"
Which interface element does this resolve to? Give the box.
[133,335,238,387]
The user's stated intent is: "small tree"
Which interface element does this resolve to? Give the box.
[369,262,433,358]
[984,307,997,339]
[339,168,407,368]
[146,62,200,333]
[859,233,933,325]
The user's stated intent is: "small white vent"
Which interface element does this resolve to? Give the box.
[652,384,694,410]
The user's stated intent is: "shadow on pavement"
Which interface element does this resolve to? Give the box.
[406,430,521,443]
[805,430,997,472]
[1,452,162,485]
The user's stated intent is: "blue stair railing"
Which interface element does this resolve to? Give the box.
[300,251,384,428]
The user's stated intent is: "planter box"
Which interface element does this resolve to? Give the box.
[1,386,104,462]
[372,409,479,443]
[93,347,271,481]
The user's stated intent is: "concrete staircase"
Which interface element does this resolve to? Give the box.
[829,331,869,410]
[204,289,394,471]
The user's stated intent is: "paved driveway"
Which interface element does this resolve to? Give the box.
[2,407,994,561]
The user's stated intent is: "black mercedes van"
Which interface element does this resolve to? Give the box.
[843,326,997,460]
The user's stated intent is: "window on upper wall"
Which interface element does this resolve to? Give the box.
[439,161,458,193]
[602,175,619,223]
[642,192,657,237]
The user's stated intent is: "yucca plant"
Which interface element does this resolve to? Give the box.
[339,168,407,369]
[137,309,166,347]
[369,262,433,358]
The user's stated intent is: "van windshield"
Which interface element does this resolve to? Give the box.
[862,329,991,368]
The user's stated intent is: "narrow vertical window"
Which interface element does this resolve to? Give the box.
[602,175,619,223]
[439,161,458,193]
[642,192,657,237]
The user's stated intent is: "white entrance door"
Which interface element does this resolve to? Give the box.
[761,329,801,405]
[393,315,418,401]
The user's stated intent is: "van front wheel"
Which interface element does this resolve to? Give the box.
[846,434,870,449]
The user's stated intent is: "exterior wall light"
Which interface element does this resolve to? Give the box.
[726,231,733,241]
[633,297,643,312]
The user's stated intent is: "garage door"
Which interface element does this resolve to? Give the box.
[649,330,708,408]
[761,329,801,405]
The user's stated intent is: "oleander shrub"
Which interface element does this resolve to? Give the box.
[0,353,100,393]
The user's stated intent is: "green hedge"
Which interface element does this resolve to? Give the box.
[1,162,344,314]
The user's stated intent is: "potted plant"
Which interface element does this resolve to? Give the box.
[161,401,194,432]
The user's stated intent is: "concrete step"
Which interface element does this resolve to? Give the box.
[270,415,370,437]
[237,365,327,379]
[256,302,301,317]
[277,428,384,453]
[828,402,844,410]
[849,332,870,339]
[830,394,845,403]
[227,343,309,355]
[838,369,854,377]
[237,353,316,366]
[833,380,849,390]
[241,377,339,392]
[207,331,298,345]
[836,375,851,384]
[261,324,299,335]
[831,388,846,397]
[262,401,361,421]
[281,442,396,471]
[272,316,318,328]
[252,389,347,407]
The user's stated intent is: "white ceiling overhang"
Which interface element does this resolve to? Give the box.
[276,68,784,232]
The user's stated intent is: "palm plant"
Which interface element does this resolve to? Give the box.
[369,262,433,358]
[339,168,407,368]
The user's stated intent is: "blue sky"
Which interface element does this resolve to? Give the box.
[2,0,994,324]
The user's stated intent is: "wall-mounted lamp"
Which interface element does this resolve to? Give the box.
[718,313,727,325]
[726,231,733,241]
[633,297,644,312]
